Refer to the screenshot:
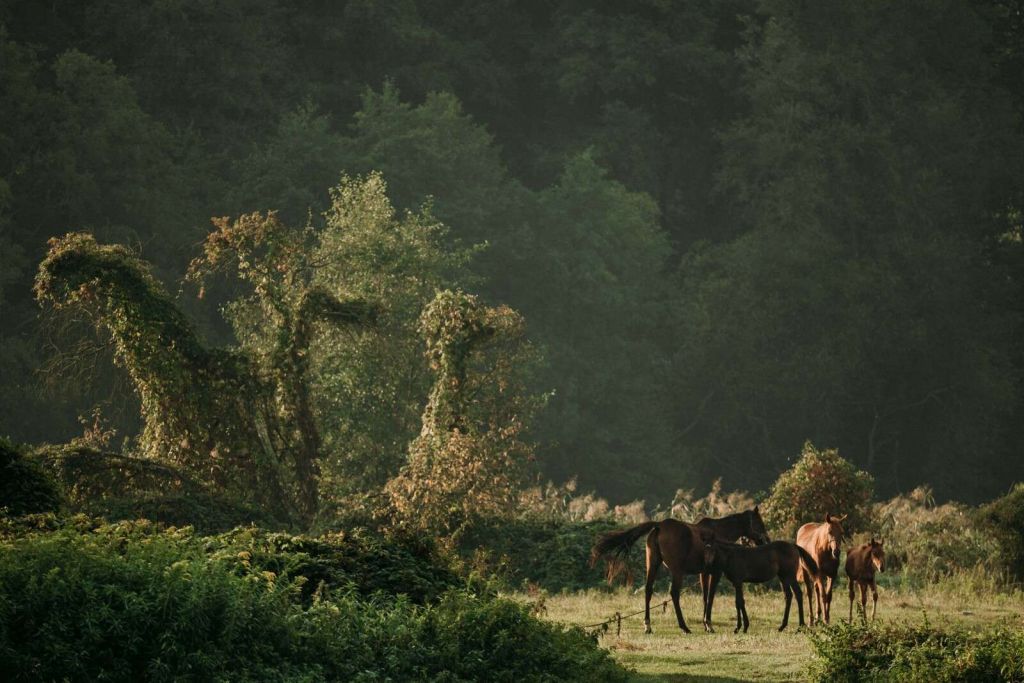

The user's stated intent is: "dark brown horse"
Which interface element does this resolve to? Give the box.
[695,507,771,631]
[796,513,846,626]
[845,538,886,622]
[591,519,714,634]
[703,540,817,633]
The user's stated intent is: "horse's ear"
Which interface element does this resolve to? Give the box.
[753,505,759,513]
[837,514,848,522]
[825,513,833,523]
[870,536,875,544]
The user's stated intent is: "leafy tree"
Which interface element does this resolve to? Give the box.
[307,173,473,498]
[510,152,676,500]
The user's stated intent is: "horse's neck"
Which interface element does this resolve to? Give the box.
[706,513,745,540]
[812,524,833,552]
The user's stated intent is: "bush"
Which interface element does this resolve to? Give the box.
[976,483,1024,581]
[762,441,874,539]
[0,439,61,516]
[458,517,629,592]
[808,620,1024,682]
[33,444,283,532]
[0,519,626,681]
[875,487,1000,580]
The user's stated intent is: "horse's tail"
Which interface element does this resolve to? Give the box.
[590,521,659,567]
[797,545,819,577]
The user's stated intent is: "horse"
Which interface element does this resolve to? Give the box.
[796,513,847,626]
[591,518,714,634]
[703,540,817,633]
[695,507,771,632]
[845,538,886,622]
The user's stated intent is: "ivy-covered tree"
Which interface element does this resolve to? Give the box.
[387,290,539,534]
[34,233,293,516]
[187,212,375,522]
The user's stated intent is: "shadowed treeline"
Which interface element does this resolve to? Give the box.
[1,0,1023,504]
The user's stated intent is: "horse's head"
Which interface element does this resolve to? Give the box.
[824,513,847,559]
[868,537,886,573]
[746,506,770,545]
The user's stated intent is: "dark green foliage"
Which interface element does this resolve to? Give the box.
[0,520,625,682]
[808,620,1024,682]
[976,483,1024,581]
[34,443,281,533]
[458,517,640,592]
[2,0,1024,507]
[201,526,462,605]
[0,440,61,516]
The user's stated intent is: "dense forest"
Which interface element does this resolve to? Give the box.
[2,0,1023,508]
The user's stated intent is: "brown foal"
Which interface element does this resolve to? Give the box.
[845,538,886,622]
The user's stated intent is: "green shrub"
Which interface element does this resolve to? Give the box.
[34,444,281,533]
[875,487,1000,580]
[0,520,626,681]
[0,439,61,516]
[458,517,633,592]
[976,483,1024,581]
[762,441,874,539]
[808,620,1024,682]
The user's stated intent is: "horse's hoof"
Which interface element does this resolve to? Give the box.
[705,625,715,634]
[733,627,740,634]
[644,626,652,635]
[778,625,787,632]
[681,626,691,634]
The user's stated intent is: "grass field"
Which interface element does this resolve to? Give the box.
[514,577,1024,682]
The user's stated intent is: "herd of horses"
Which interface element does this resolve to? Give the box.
[590,508,887,634]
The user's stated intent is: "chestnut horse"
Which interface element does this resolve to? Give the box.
[796,514,846,625]
[845,538,885,622]
[695,507,771,631]
[591,519,713,634]
[703,540,817,633]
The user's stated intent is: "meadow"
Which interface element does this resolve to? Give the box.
[524,577,1024,682]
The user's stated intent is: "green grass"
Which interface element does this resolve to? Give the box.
[513,578,1024,682]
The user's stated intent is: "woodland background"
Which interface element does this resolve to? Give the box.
[2,0,1024,507]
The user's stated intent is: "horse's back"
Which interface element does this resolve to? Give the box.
[796,522,820,548]
[845,545,871,580]
[655,519,705,573]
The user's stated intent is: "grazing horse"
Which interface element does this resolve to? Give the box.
[703,540,817,633]
[591,519,713,634]
[695,507,771,631]
[796,514,846,626]
[845,538,886,622]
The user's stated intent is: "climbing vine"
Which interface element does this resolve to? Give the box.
[34,232,292,516]
[387,289,540,534]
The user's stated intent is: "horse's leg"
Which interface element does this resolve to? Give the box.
[848,579,855,623]
[704,572,719,633]
[669,572,691,634]
[733,582,745,634]
[858,582,868,623]
[803,574,816,626]
[700,573,711,631]
[644,540,661,634]
[815,579,825,625]
[794,578,806,628]
[741,584,750,633]
[823,576,833,624]
[779,580,793,632]
[870,578,878,621]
